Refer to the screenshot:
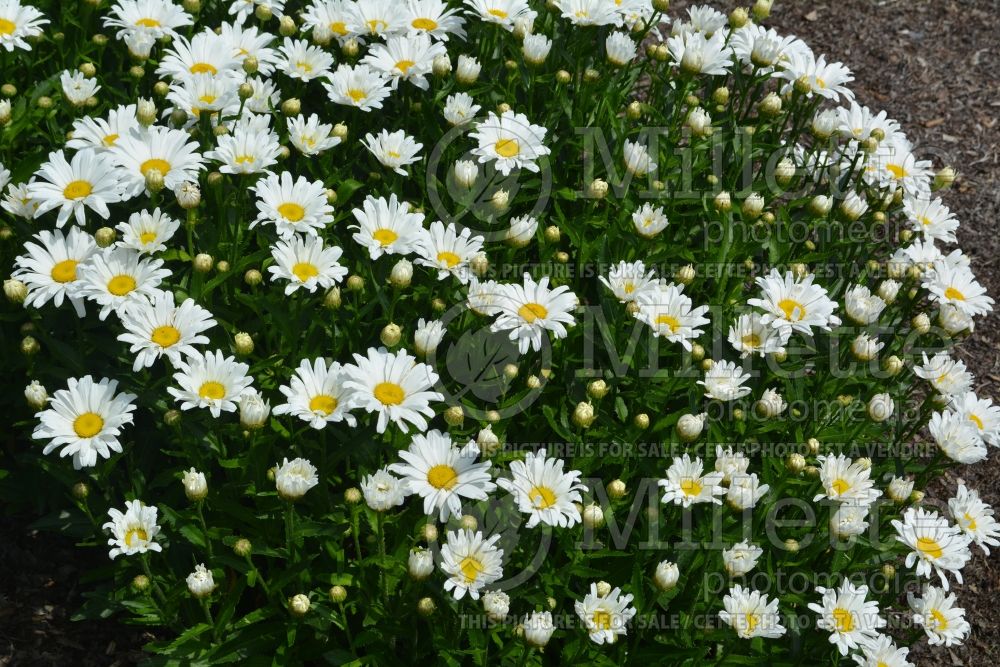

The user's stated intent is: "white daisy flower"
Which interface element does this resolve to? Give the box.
[361,466,409,511]
[466,277,503,316]
[67,104,139,153]
[186,563,216,598]
[323,63,393,112]
[219,20,280,76]
[849,635,912,667]
[950,391,1000,446]
[722,540,764,577]
[491,273,578,355]
[864,134,933,199]
[667,29,733,76]
[229,0,285,22]
[496,448,586,528]
[892,506,972,590]
[729,24,801,73]
[843,284,886,325]
[599,260,658,304]
[631,202,669,238]
[60,70,100,106]
[272,357,358,429]
[748,268,841,334]
[0,0,47,52]
[275,457,318,501]
[1,179,39,219]
[605,31,637,66]
[390,429,495,521]
[75,248,171,321]
[715,445,749,484]
[32,375,137,469]
[698,360,752,401]
[830,502,871,538]
[348,0,405,37]
[115,208,180,255]
[948,482,1000,555]
[678,5,727,35]
[635,282,710,350]
[268,236,348,295]
[814,453,881,506]
[908,585,970,647]
[13,227,96,316]
[914,352,973,398]
[165,72,239,125]
[923,259,994,317]
[28,150,123,227]
[287,113,342,156]
[156,29,241,80]
[443,92,481,126]
[110,125,204,198]
[718,584,786,639]
[167,349,254,418]
[414,318,447,357]
[251,171,334,239]
[103,0,191,40]
[904,196,959,243]
[728,312,790,358]
[103,499,162,559]
[404,0,467,41]
[623,139,656,177]
[413,220,484,284]
[350,193,425,259]
[463,0,536,30]
[777,49,854,102]
[574,582,636,645]
[362,129,424,176]
[836,102,900,144]
[470,110,550,176]
[522,33,552,66]
[342,347,443,434]
[278,36,334,81]
[362,32,446,90]
[727,473,769,510]
[807,580,885,656]
[659,454,726,507]
[506,214,537,246]
[301,0,358,45]
[929,410,988,464]
[554,0,622,27]
[239,75,280,114]
[205,117,282,175]
[440,529,504,600]
[117,290,216,371]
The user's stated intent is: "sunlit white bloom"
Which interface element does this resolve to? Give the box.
[659,454,725,507]
[522,33,552,65]
[167,349,254,418]
[0,0,48,52]
[470,110,550,176]
[714,445,749,484]
[104,0,191,40]
[915,352,973,398]
[923,259,994,317]
[463,0,536,30]
[497,448,585,528]
[636,282,710,350]
[164,72,238,126]
[273,357,358,429]
[443,92,481,125]
[574,582,636,645]
[865,134,933,199]
[727,473,769,510]
[413,318,446,357]
[251,171,334,239]
[118,290,216,371]
[939,303,975,336]
[343,347,443,434]
[32,376,137,469]
[904,196,959,243]
[719,584,786,639]
[350,193,425,259]
[950,391,1000,446]
[220,20,279,76]
[362,467,409,511]
[908,585,970,647]
[814,453,881,506]
[277,37,334,81]
[929,409,988,464]
[554,0,621,27]
[323,63,393,111]
[722,540,763,577]
[28,150,122,227]
[730,24,800,72]
[491,273,578,354]
[363,129,424,176]
[75,248,171,321]
[13,227,96,316]
[830,502,871,538]
[623,138,656,177]
[391,429,495,521]
[748,269,841,334]
[268,236,348,295]
[103,500,161,559]
[414,220,484,284]
[599,260,658,304]
[440,529,504,600]
[301,0,358,45]
[405,0,467,40]
[206,118,282,175]
[239,75,280,114]
[60,70,100,106]
[110,125,204,197]
[892,506,972,590]
[728,312,790,358]
[362,32,446,90]
[275,457,318,501]
[157,30,241,81]
[698,360,751,401]
[115,208,179,255]
[186,563,216,598]
[1,179,39,219]
[466,277,503,316]
[229,0,285,22]
[605,30,636,66]
[836,102,900,144]
[506,214,537,246]
[287,114,342,156]
[348,0,405,37]
[667,29,733,75]
[631,202,669,238]
[807,580,885,656]
[844,284,886,325]
[778,49,854,102]
[67,105,139,154]
[850,634,912,667]
[948,482,1000,555]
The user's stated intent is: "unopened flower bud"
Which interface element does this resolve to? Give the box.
[234,332,254,356]
[912,312,931,334]
[4,278,27,304]
[417,597,436,617]
[633,413,650,430]
[323,286,342,309]
[607,479,627,499]
[587,379,608,399]
[380,322,402,347]
[933,166,956,191]
[714,191,732,212]
[389,259,412,288]
[572,401,595,428]
[288,594,310,617]
[281,98,301,117]
[233,538,252,557]
[654,561,679,590]
[582,503,605,529]
[588,178,609,199]
[808,195,832,217]
[21,336,39,356]
[182,468,208,502]
[193,253,213,273]
[676,413,705,442]
[329,585,347,603]
[443,405,464,427]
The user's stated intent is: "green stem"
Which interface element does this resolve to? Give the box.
[196,501,213,560]
[285,502,296,563]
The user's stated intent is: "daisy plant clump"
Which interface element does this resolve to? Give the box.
[1,0,998,664]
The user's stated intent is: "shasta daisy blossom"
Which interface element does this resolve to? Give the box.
[323,63,393,112]
[103,499,162,559]
[361,467,409,511]
[574,582,636,645]
[219,20,279,76]
[908,585,970,647]
[748,269,842,334]
[904,196,959,243]
[362,129,424,176]
[929,409,988,464]
[287,114,342,156]
[413,318,447,357]
[267,236,348,295]
[922,259,994,317]
[275,457,318,501]
[60,70,101,106]
[950,391,1000,446]
[2,179,40,219]
[849,634,912,667]
[277,36,333,81]
[414,221,484,283]
[729,24,801,72]
[496,448,586,528]
[301,0,357,45]
[622,139,657,177]
[777,49,855,102]
[103,0,192,40]
[28,150,123,227]
[115,208,180,254]
[915,352,973,398]
[553,0,622,27]
[722,540,764,577]
[631,202,669,238]
[110,125,205,197]
[830,502,872,538]
[229,0,285,22]
[13,227,96,316]
[490,273,578,354]
[272,357,358,429]
[808,580,885,656]
[599,260,658,304]
[348,0,405,37]
[466,277,503,316]
[251,171,334,239]
[362,33,446,89]
[814,453,882,506]
[726,473,770,510]
[463,0,536,30]
[164,73,239,125]
[470,110,550,176]
[390,430,495,522]
[156,30,241,81]
[350,193,425,259]
[843,284,886,325]
[892,506,972,590]
[167,349,254,418]
[404,0,467,41]
[205,118,282,175]
[117,290,216,370]
[728,312,791,357]
[75,248,171,321]
[67,105,139,153]
[442,92,481,125]
[948,482,1000,555]
[0,0,48,52]
[718,585,786,639]
[836,102,900,144]
[605,31,637,66]
[715,445,750,484]
[522,33,552,66]
[698,360,752,401]
[342,347,443,434]
[659,454,726,507]
[440,529,504,600]
[32,376,137,469]
[667,29,733,76]
[635,282,710,350]
[186,564,216,598]
[865,134,933,199]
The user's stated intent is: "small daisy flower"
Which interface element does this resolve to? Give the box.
[350,193,425,259]
[599,260,658,304]
[950,391,1000,446]
[807,580,885,656]
[726,473,769,510]
[923,259,994,317]
[110,125,205,198]
[348,0,405,38]
[405,0,467,41]
[2,179,39,219]
[115,208,180,255]
[362,129,424,176]
[443,92,481,126]
[715,445,750,484]
[13,227,96,316]
[463,0,536,31]
[849,635,912,667]
[342,347,443,434]
[635,282,710,350]
[391,429,495,521]
[470,110,551,176]
[60,70,101,106]
[904,196,959,243]
[729,24,802,73]
[491,273,578,355]
[268,236,347,295]
[631,202,669,238]
[496,448,586,528]
[554,0,622,27]
[278,36,334,81]
[75,248,171,321]
[287,114,343,156]
[622,138,656,177]
[167,349,254,418]
[574,582,636,645]
[659,454,726,507]
[361,467,409,511]
[28,150,123,227]
[605,31,637,66]
[156,30,241,80]
[814,454,881,506]
[323,63,393,112]
[103,499,162,559]
[413,220,484,284]
[948,482,1000,555]
[186,564,216,598]
[440,529,504,600]
[0,0,48,52]
[748,269,841,334]
[929,410,988,464]
[777,49,854,102]
[667,29,733,75]
[718,584,786,639]
[251,171,334,239]
[205,117,282,175]
[722,540,764,577]
[836,102,900,144]
[275,457,318,501]
[908,585,970,647]
[466,277,503,316]
[103,0,192,40]
[728,312,790,358]
[32,376,137,469]
[301,0,359,44]
[117,290,216,371]
[843,284,886,325]
[272,357,358,429]
[229,0,285,22]
[219,20,280,76]
[698,360,752,401]
[362,32,446,90]
[67,104,140,153]
[865,134,933,199]
[915,352,973,398]
[892,506,972,590]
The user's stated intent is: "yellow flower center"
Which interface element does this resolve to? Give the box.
[234,154,255,166]
[107,274,137,296]
[190,62,218,75]
[277,202,305,222]
[198,381,226,400]
[459,555,484,583]
[495,138,520,158]
[63,180,93,200]
[329,21,348,35]
[373,228,398,246]
[916,536,943,560]
[411,17,438,31]
[592,609,613,630]
[832,607,854,633]
[487,8,508,19]
[437,251,461,268]
[135,17,160,28]
[518,302,548,323]
[680,478,702,497]
[919,215,933,227]
[373,381,405,406]
[575,10,590,18]
[969,413,984,430]
[815,76,827,89]
[886,163,908,179]
[292,262,319,282]
[944,286,965,301]
[198,94,217,105]
[964,512,978,531]
[929,608,948,630]
[296,61,313,73]
[745,613,760,633]
[367,18,388,33]
[347,88,367,103]
[656,314,681,332]
[151,325,181,347]
[623,282,635,294]
[103,133,120,146]
[395,59,415,73]
[529,485,557,509]
[73,412,104,438]
[124,526,149,547]
[140,158,171,178]
[309,394,338,415]
[427,464,458,490]
[777,298,806,321]
[831,478,850,496]
[741,333,762,348]
[139,231,158,245]
[50,259,79,283]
